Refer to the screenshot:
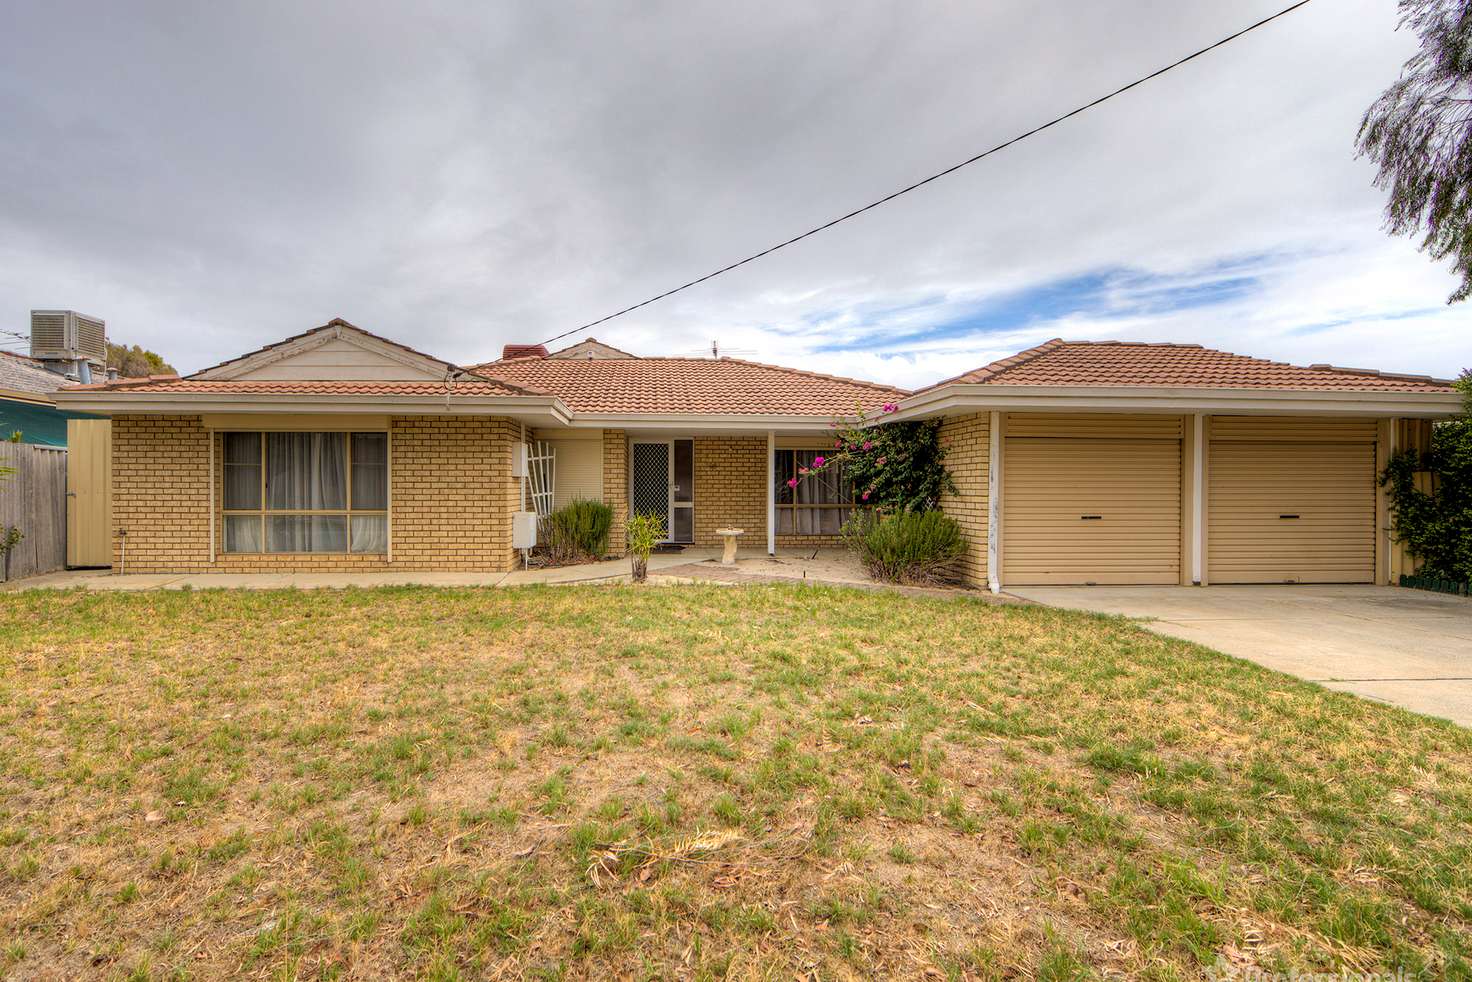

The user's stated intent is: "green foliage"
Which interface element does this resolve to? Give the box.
[1381,372,1472,580]
[1356,0,1472,303]
[0,431,17,483]
[799,406,956,513]
[625,512,665,582]
[106,342,176,378]
[545,499,614,563]
[843,510,966,585]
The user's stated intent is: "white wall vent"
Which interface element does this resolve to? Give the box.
[30,310,106,366]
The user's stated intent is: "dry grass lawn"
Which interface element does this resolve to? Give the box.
[1,583,1470,980]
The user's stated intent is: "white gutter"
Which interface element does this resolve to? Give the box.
[887,383,1463,421]
[564,413,860,432]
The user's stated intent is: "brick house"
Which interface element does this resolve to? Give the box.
[55,319,1460,588]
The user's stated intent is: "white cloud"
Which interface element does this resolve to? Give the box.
[0,0,1465,385]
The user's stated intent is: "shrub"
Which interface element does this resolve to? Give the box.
[626,512,666,583]
[545,499,614,563]
[844,510,965,585]
[1382,370,1472,581]
[796,405,956,513]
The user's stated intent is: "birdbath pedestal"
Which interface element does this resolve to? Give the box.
[715,528,745,566]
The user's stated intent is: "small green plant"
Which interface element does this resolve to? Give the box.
[625,513,665,583]
[0,525,22,583]
[843,510,964,585]
[544,499,614,564]
[0,431,18,483]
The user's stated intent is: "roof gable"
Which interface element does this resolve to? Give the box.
[548,338,637,360]
[191,319,461,382]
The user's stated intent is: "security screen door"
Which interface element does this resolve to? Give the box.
[630,440,693,543]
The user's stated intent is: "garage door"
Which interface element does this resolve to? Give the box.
[1207,417,1375,584]
[1003,415,1182,585]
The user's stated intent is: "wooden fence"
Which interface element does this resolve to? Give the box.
[0,443,67,582]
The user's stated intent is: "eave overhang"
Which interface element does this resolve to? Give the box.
[51,391,574,426]
[888,384,1464,421]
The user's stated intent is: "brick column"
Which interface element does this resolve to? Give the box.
[602,429,629,556]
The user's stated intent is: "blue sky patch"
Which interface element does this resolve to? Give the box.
[818,258,1270,353]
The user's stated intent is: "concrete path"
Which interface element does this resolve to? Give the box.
[1,548,890,593]
[2,549,724,592]
[1010,584,1472,726]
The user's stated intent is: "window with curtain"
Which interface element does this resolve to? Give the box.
[222,431,388,553]
[774,449,856,535]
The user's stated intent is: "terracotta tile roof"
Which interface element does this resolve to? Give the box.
[474,356,906,415]
[918,339,1454,393]
[66,376,537,396]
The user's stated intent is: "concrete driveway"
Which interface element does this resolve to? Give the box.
[1008,585,1472,726]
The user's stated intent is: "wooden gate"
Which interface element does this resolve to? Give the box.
[66,419,112,567]
[0,442,68,580]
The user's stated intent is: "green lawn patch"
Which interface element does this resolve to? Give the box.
[0,583,1468,979]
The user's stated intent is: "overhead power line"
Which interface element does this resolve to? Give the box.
[538,0,1313,348]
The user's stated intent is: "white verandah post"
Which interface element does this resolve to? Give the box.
[987,411,1001,594]
[766,430,776,556]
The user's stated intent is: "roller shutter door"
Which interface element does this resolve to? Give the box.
[1003,415,1182,585]
[1207,418,1375,584]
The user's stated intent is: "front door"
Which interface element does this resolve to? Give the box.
[630,439,693,543]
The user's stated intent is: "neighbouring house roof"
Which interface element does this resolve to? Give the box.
[918,339,1455,394]
[473,355,906,416]
[0,351,72,397]
[547,338,637,360]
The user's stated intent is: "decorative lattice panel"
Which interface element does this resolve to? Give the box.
[630,443,669,520]
[526,441,555,519]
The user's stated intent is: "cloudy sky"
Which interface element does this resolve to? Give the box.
[1,0,1465,387]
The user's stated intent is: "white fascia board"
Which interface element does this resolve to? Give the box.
[51,391,573,424]
[889,384,1463,420]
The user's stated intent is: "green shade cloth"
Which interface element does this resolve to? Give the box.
[0,399,103,448]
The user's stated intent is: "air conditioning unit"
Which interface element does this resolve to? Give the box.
[30,310,106,367]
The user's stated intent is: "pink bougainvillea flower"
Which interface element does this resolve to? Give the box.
[835,440,843,449]
[877,456,887,466]
[861,490,870,501]
[786,477,798,488]
[813,456,825,467]
[881,402,898,413]
[861,440,873,451]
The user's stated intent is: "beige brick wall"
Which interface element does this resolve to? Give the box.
[111,414,520,573]
[692,436,768,547]
[389,415,519,571]
[112,415,211,571]
[602,429,629,556]
[937,413,989,587]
